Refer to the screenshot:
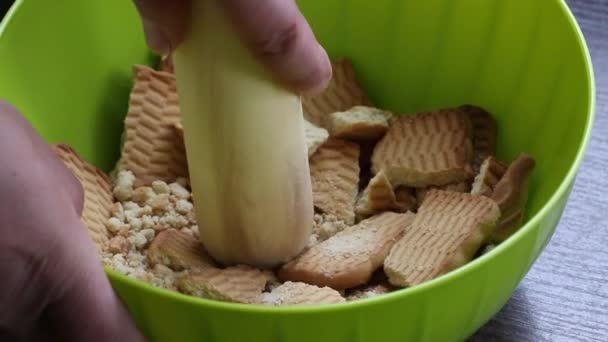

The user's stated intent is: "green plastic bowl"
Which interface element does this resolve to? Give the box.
[0,0,595,341]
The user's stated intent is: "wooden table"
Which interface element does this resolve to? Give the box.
[471,0,608,340]
[1,1,606,341]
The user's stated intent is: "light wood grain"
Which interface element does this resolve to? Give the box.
[470,0,608,340]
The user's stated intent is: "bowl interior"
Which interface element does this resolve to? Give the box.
[0,0,592,225]
[0,0,594,340]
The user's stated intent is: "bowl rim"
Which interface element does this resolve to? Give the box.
[1,0,596,314]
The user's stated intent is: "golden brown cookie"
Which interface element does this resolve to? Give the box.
[176,265,268,303]
[355,171,412,220]
[384,190,500,287]
[303,59,373,127]
[415,181,471,206]
[459,105,497,172]
[328,106,392,141]
[279,212,415,289]
[260,281,345,305]
[147,229,215,270]
[372,108,474,187]
[470,156,508,196]
[490,153,535,243]
[117,65,188,186]
[52,144,113,250]
[310,138,360,224]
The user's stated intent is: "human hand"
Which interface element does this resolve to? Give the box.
[133,0,332,95]
[0,101,145,341]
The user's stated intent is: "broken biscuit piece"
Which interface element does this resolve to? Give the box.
[372,109,473,187]
[384,190,500,287]
[310,138,360,224]
[260,281,345,306]
[147,229,215,270]
[53,144,113,250]
[177,265,268,304]
[279,212,415,289]
[304,119,330,157]
[328,106,392,141]
[470,156,508,196]
[355,171,412,220]
[489,153,535,243]
[415,181,471,206]
[303,58,373,127]
[460,105,497,172]
[118,65,188,186]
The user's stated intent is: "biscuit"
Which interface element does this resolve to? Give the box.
[372,108,473,187]
[117,65,188,186]
[490,153,535,243]
[459,105,497,172]
[279,212,415,289]
[355,171,412,219]
[52,144,113,250]
[310,138,360,224]
[415,181,471,206]
[303,58,373,127]
[470,156,508,196]
[260,281,345,305]
[176,265,268,303]
[304,119,330,157]
[328,106,392,141]
[147,229,215,270]
[384,190,500,287]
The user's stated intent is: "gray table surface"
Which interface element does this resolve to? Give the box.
[0,1,606,341]
[471,0,608,341]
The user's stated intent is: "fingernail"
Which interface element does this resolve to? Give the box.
[142,18,171,54]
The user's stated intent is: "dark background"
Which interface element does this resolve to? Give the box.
[1,1,607,341]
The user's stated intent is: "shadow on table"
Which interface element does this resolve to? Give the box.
[468,285,544,342]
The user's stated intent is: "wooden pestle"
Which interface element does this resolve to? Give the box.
[172,0,313,268]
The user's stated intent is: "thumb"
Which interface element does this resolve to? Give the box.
[221,0,332,95]
[42,226,146,342]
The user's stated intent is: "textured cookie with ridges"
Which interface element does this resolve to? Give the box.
[260,281,345,305]
[460,105,497,172]
[147,229,215,270]
[384,190,500,287]
[372,108,474,187]
[53,143,113,250]
[328,106,392,141]
[310,138,360,224]
[355,171,412,220]
[490,153,535,243]
[118,65,188,186]
[177,265,268,303]
[303,58,373,128]
[304,119,329,157]
[415,181,471,206]
[471,156,508,196]
[279,212,415,289]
